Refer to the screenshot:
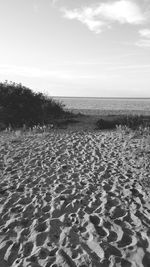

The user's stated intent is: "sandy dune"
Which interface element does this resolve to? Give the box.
[0,129,150,267]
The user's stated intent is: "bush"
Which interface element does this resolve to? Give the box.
[96,115,150,130]
[0,81,68,129]
[0,122,6,131]
[54,118,79,128]
[96,119,117,130]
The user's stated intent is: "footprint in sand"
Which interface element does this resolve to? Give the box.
[0,131,150,266]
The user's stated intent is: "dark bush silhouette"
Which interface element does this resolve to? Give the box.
[119,115,148,129]
[96,119,117,130]
[0,81,68,128]
[96,115,150,130]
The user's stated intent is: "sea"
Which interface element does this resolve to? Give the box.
[53,97,150,116]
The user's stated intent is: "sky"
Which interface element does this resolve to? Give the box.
[0,0,150,97]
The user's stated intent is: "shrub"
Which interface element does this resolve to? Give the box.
[0,81,68,129]
[0,122,6,131]
[96,119,117,130]
[96,115,150,130]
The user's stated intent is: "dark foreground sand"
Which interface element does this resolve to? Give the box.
[0,128,150,267]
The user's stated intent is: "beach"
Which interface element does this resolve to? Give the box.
[0,125,150,267]
[1,0,150,265]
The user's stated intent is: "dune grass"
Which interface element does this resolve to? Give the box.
[95,115,150,130]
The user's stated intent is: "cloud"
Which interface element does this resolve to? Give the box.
[108,64,150,71]
[96,0,145,24]
[0,65,75,80]
[136,39,150,47]
[63,8,107,33]
[136,28,150,47]
[0,65,56,78]
[62,0,146,33]
[139,28,150,38]
[0,65,104,81]
[51,0,58,6]
[51,0,62,7]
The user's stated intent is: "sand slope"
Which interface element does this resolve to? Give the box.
[0,130,150,267]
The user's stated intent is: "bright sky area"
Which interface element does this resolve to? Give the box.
[0,0,150,97]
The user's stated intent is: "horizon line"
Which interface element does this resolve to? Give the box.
[52,96,150,99]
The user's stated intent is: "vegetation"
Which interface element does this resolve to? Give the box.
[96,115,150,130]
[0,81,71,130]
[1,81,149,132]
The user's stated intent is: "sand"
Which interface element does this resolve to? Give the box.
[0,129,150,267]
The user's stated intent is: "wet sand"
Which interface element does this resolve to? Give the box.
[0,129,150,267]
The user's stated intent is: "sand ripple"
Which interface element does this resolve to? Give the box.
[0,130,150,266]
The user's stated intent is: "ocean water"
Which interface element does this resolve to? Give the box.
[54,97,150,115]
